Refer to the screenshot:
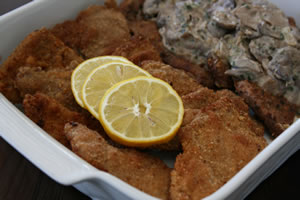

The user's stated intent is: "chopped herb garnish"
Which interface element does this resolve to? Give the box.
[280,33,285,40]
[204,12,210,20]
[247,74,254,81]
[242,3,250,9]
[269,46,275,51]
[185,4,192,10]
[182,23,188,29]
[286,86,294,91]
[211,20,217,26]
[293,75,298,81]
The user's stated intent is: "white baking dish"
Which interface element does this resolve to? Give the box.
[0,0,299,199]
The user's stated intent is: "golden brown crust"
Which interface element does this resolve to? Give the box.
[161,50,214,88]
[207,57,233,89]
[23,93,109,148]
[104,0,118,9]
[119,0,145,21]
[0,28,82,103]
[15,67,80,112]
[128,20,164,51]
[182,88,264,134]
[182,87,217,109]
[288,17,297,27]
[171,97,266,199]
[140,60,205,151]
[76,5,131,58]
[141,60,203,96]
[235,80,297,137]
[113,20,165,66]
[65,122,171,200]
[112,36,161,66]
[23,93,88,148]
[51,20,98,56]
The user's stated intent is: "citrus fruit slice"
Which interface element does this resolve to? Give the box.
[71,56,132,107]
[99,76,184,147]
[82,62,151,119]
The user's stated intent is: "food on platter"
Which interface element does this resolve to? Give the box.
[1,0,299,199]
[65,122,171,200]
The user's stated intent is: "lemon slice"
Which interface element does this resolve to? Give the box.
[99,76,184,147]
[82,62,151,119]
[71,56,132,107]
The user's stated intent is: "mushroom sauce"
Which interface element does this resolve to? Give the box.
[143,0,300,107]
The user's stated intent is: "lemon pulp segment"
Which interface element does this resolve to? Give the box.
[71,56,132,107]
[99,76,184,147]
[82,62,151,119]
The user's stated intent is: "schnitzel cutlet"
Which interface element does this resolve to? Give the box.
[112,36,161,66]
[52,5,131,59]
[65,122,171,200]
[207,57,233,89]
[140,60,206,151]
[128,20,164,52]
[0,28,83,104]
[235,80,297,137]
[50,20,98,57]
[23,93,108,148]
[16,67,79,112]
[141,60,202,96]
[119,0,145,21]
[161,50,215,88]
[23,93,88,148]
[170,97,267,200]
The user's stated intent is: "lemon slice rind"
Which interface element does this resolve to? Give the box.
[71,56,132,107]
[82,62,151,119]
[99,76,184,147]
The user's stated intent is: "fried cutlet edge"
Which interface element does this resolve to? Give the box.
[64,122,171,200]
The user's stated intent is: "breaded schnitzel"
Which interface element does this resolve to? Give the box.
[15,67,79,112]
[170,97,267,200]
[128,20,163,52]
[75,5,131,57]
[235,80,297,137]
[23,93,107,148]
[182,88,256,121]
[119,0,145,21]
[141,60,202,96]
[112,36,161,66]
[181,87,217,110]
[140,60,218,151]
[50,20,98,57]
[207,57,233,89]
[0,28,83,104]
[23,93,88,148]
[52,5,131,59]
[65,122,171,200]
[161,50,215,88]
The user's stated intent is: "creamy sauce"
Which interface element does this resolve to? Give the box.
[144,0,300,106]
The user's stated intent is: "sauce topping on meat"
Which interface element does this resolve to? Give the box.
[144,0,300,106]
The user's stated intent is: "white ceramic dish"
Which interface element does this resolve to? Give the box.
[0,0,299,199]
